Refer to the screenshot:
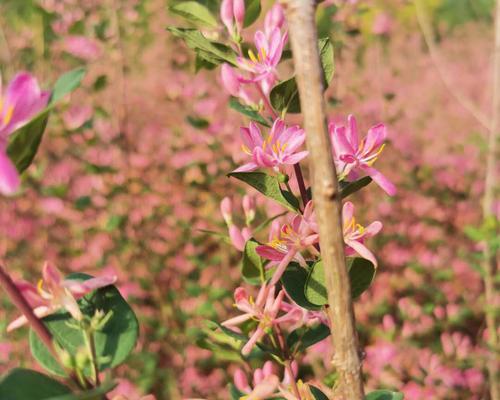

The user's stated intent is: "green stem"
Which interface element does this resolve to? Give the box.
[83,328,100,386]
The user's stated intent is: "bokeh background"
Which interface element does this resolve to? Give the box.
[0,0,497,399]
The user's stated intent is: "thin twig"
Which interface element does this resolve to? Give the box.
[284,1,364,398]
[414,0,491,130]
[482,2,500,399]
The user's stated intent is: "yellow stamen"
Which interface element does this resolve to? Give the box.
[37,279,44,295]
[241,144,252,155]
[260,47,267,61]
[3,105,14,125]
[356,223,365,234]
[248,49,258,63]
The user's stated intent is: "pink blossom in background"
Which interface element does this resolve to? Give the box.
[7,262,116,331]
[63,36,102,61]
[63,104,93,130]
[0,72,50,195]
[330,114,396,196]
[235,119,308,173]
[373,12,394,36]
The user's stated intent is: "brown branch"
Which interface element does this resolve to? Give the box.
[283,1,364,399]
[483,2,500,399]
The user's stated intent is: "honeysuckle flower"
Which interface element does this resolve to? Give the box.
[329,114,396,196]
[7,262,117,331]
[280,296,329,328]
[264,4,285,37]
[342,201,382,267]
[234,360,298,399]
[220,0,245,36]
[222,284,297,355]
[220,196,253,251]
[234,119,308,173]
[237,28,288,91]
[0,72,50,195]
[220,64,254,105]
[256,201,319,285]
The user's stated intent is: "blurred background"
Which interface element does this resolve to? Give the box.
[0,0,497,398]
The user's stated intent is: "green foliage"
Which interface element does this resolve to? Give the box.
[365,390,405,400]
[53,381,116,400]
[340,177,373,198]
[305,258,376,306]
[243,0,261,28]
[287,323,330,353]
[167,27,237,66]
[30,275,139,377]
[242,238,264,283]
[281,263,321,311]
[270,38,334,114]
[229,97,271,127]
[310,385,330,400]
[0,369,71,399]
[7,68,86,173]
[228,171,300,211]
[169,2,218,27]
[436,0,494,29]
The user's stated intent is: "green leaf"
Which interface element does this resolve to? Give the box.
[195,54,217,72]
[7,68,86,173]
[310,385,330,400]
[243,0,261,27]
[349,258,376,299]
[169,2,218,27]
[30,275,139,377]
[365,390,404,400]
[287,323,330,352]
[304,260,327,306]
[340,177,373,198]
[229,97,271,127]
[0,368,71,399]
[186,115,209,129]
[281,263,321,311]
[167,27,237,66]
[51,68,86,103]
[318,37,334,86]
[305,258,376,305]
[228,171,299,211]
[269,38,334,114]
[242,238,264,283]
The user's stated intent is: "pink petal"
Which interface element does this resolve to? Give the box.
[256,245,284,261]
[364,221,383,237]
[346,239,378,267]
[342,201,355,226]
[7,306,51,332]
[361,165,396,196]
[242,326,265,355]
[0,150,20,195]
[42,261,62,287]
[364,123,386,154]
[283,150,309,165]
[254,31,268,55]
[347,114,359,147]
[233,162,259,172]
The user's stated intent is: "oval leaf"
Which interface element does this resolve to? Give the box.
[243,0,261,27]
[169,2,218,27]
[365,390,405,400]
[242,238,264,283]
[281,263,321,311]
[228,171,299,211]
[30,275,139,377]
[340,176,373,199]
[229,97,271,127]
[0,368,71,399]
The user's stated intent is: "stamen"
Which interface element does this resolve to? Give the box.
[3,105,14,125]
[248,49,258,63]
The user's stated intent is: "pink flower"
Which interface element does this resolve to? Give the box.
[280,296,328,327]
[222,284,297,355]
[7,262,116,331]
[0,72,50,195]
[62,105,93,130]
[256,201,319,285]
[329,114,396,196]
[264,4,285,37]
[342,201,382,267]
[235,119,308,173]
[220,0,245,36]
[237,28,288,91]
[220,196,253,251]
[220,64,254,105]
[63,36,102,61]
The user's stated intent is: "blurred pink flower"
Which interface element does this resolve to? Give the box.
[372,13,394,36]
[0,72,49,195]
[329,114,396,195]
[8,262,116,331]
[63,105,93,130]
[234,119,307,173]
[63,36,102,61]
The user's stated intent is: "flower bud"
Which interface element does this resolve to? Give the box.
[234,368,249,392]
[229,225,246,251]
[242,195,256,225]
[220,0,234,34]
[233,0,245,32]
[220,64,240,97]
[264,4,285,36]
[220,197,233,225]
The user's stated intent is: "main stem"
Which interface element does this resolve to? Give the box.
[284,1,364,399]
[483,2,500,399]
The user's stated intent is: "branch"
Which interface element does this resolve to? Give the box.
[414,0,491,130]
[283,1,364,398]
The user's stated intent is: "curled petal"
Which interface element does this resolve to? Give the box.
[361,165,396,196]
[346,239,378,267]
